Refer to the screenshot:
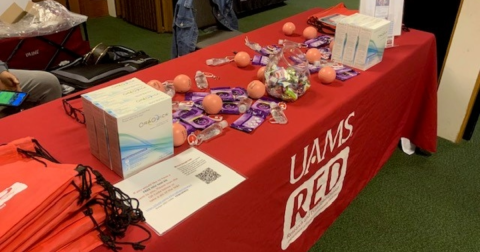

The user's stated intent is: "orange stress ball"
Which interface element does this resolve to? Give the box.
[282,22,296,36]
[147,80,166,92]
[303,26,318,40]
[172,123,187,147]
[247,80,265,99]
[318,66,336,84]
[202,94,223,115]
[257,66,266,81]
[305,48,322,64]
[234,51,251,68]
[173,74,191,93]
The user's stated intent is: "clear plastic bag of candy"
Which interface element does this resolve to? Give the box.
[264,41,311,102]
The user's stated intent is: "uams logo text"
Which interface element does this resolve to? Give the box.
[0,182,28,210]
[281,112,354,250]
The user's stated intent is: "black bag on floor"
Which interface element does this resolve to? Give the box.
[51,43,159,90]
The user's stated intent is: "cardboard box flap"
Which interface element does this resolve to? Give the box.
[0,1,35,24]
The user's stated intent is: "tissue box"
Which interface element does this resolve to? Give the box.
[82,78,173,178]
[353,16,390,70]
[332,14,390,70]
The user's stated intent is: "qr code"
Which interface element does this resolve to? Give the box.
[196,168,221,184]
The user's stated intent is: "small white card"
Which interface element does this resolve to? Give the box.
[115,148,245,235]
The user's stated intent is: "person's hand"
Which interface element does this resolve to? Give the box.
[0,71,21,91]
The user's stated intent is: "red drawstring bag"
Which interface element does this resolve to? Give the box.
[29,201,107,252]
[6,183,105,252]
[58,229,106,252]
[0,146,78,248]
[1,137,151,251]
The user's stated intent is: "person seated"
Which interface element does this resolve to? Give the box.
[0,60,62,117]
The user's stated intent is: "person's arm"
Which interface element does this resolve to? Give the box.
[0,60,7,73]
[0,61,20,91]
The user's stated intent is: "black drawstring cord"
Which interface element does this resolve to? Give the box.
[72,165,94,204]
[32,139,59,163]
[16,149,48,167]
[78,165,151,251]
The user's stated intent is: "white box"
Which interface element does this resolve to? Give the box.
[353,16,390,70]
[341,14,377,66]
[82,78,174,178]
[331,14,358,63]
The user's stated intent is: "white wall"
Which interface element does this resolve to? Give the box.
[437,0,480,142]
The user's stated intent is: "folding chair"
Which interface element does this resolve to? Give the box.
[0,23,90,71]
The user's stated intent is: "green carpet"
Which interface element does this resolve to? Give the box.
[87,1,480,251]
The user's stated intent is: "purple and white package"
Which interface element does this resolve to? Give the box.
[289,54,307,64]
[230,110,267,133]
[232,87,248,101]
[259,45,281,56]
[318,47,332,60]
[179,121,196,135]
[173,107,193,119]
[220,102,241,114]
[335,67,359,81]
[181,113,215,130]
[210,87,235,102]
[252,55,270,66]
[308,63,321,74]
[304,35,332,48]
[185,92,209,101]
[251,97,278,118]
[176,107,203,120]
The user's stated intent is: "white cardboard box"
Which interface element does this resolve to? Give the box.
[341,14,376,66]
[353,16,390,70]
[82,78,173,178]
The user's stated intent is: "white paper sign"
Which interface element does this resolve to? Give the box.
[115,148,245,235]
[359,0,405,36]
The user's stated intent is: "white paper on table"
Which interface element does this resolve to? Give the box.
[359,0,404,36]
[115,147,246,235]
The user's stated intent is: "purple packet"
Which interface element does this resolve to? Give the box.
[252,55,270,66]
[181,113,215,130]
[251,97,278,118]
[185,92,209,101]
[230,110,266,133]
[193,99,205,110]
[176,107,203,120]
[289,54,307,64]
[318,47,332,60]
[173,118,179,123]
[210,87,235,102]
[220,102,241,114]
[305,35,332,48]
[335,67,359,81]
[308,63,321,74]
[179,121,196,135]
[173,107,193,119]
[232,87,248,101]
[259,45,281,56]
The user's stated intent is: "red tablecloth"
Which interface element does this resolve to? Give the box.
[0,8,437,252]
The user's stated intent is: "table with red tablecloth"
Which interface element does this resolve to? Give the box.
[0,8,437,252]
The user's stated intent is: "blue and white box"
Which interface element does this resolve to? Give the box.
[82,78,173,178]
[353,15,390,70]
